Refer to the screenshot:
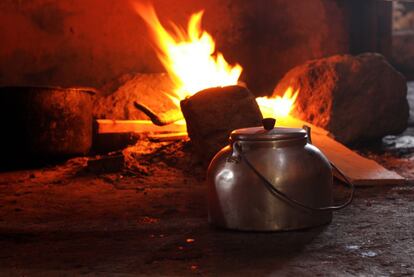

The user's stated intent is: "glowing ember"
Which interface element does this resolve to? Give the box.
[133,3,242,106]
[256,87,299,118]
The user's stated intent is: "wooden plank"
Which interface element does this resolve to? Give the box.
[312,132,405,186]
[96,119,186,134]
[278,116,405,186]
[148,132,188,142]
[96,117,405,186]
[96,117,324,135]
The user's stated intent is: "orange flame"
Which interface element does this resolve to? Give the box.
[134,3,298,119]
[256,87,299,118]
[133,3,242,106]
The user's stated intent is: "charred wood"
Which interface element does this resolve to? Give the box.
[180,85,263,161]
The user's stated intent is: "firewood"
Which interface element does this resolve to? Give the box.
[148,132,188,142]
[278,116,405,185]
[96,119,186,134]
[180,85,263,160]
[96,116,404,185]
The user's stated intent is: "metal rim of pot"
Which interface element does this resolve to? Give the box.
[0,85,98,95]
[0,86,97,165]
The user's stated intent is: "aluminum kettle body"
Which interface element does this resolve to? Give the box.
[207,139,334,231]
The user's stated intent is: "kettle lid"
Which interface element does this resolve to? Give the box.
[230,118,307,141]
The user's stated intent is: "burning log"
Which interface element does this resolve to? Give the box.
[94,119,186,153]
[180,85,263,160]
[274,53,409,144]
[96,119,186,134]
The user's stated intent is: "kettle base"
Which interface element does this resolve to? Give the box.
[210,219,332,232]
[209,212,333,232]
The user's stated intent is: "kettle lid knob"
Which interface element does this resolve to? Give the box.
[262,118,276,131]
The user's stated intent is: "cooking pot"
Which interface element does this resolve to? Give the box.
[207,118,354,231]
[0,86,95,167]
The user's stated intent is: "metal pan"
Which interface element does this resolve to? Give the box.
[0,86,96,167]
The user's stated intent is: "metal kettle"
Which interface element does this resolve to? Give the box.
[207,118,354,231]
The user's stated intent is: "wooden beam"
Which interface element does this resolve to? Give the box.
[278,116,405,186]
[148,132,188,142]
[313,131,404,186]
[95,117,405,186]
[96,119,186,134]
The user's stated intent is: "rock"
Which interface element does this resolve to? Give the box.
[93,73,178,120]
[180,85,263,161]
[274,53,409,144]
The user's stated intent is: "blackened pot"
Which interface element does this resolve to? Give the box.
[0,86,95,167]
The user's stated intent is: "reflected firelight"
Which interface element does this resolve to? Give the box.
[215,169,234,191]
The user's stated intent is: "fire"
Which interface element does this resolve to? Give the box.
[256,87,299,118]
[134,2,298,120]
[133,3,242,106]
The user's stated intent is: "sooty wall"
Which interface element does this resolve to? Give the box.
[0,0,350,94]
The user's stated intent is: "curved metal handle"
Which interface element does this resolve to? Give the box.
[233,142,354,212]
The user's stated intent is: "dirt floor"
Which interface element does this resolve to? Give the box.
[0,136,413,276]
[0,85,413,276]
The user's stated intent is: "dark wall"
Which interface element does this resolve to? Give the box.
[0,0,351,94]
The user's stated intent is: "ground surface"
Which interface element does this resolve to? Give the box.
[0,86,414,276]
[0,139,413,277]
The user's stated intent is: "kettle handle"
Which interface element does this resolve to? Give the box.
[233,142,354,212]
